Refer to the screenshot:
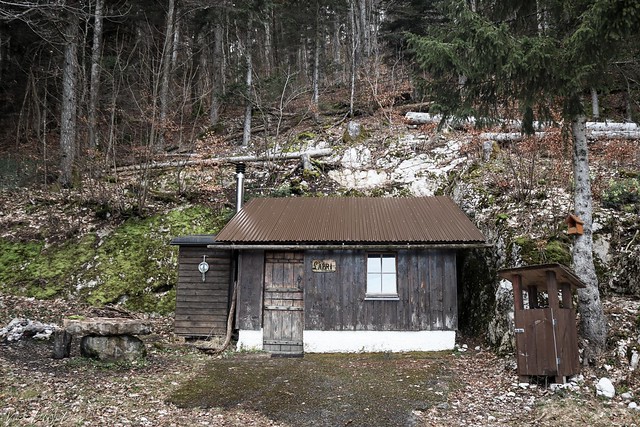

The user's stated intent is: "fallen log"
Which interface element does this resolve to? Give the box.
[586,122,638,132]
[405,112,639,133]
[113,148,333,173]
[479,130,640,142]
[587,130,640,140]
[479,132,547,142]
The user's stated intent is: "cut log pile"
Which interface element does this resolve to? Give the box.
[404,112,640,141]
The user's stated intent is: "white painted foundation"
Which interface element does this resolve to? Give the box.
[303,330,456,353]
[237,329,456,353]
[236,329,263,351]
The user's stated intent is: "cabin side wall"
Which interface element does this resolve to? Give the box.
[235,250,265,331]
[175,246,232,337]
[304,249,457,332]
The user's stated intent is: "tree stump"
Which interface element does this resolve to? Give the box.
[52,330,73,359]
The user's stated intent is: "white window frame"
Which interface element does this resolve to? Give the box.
[365,253,399,300]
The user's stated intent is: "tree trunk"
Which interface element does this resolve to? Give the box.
[242,18,253,147]
[333,16,343,83]
[591,88,600,120]
[60,15,79,187]
[263,17,272,76]
[571,114,607,359]
[210,17,224,126]
[357,0,369,57]
[0,30,5,86]
[312,15,320,111]
[158,0,177,150]
[349,0,357,117]
[625,77,633,122]
[88,0,104,151]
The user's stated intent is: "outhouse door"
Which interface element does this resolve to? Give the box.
[263,252,304,356]
[515,308,559,377]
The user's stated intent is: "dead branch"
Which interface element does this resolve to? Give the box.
[113,148,333,174]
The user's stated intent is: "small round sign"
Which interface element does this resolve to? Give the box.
[198,261,209,274]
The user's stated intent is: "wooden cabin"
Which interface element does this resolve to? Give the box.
[169,235,233,338]
[211,196,486,355]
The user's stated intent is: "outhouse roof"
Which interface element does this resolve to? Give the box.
[498,263,586,290]
[214,196,485,245]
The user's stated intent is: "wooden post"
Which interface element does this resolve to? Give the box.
[511,274,529,382]
[560,283,572,309]
[512,274,524,312]
[546,270,564,383]
[527,286,538,309]
[546,270,560,309]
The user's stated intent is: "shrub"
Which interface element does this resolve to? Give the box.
[602,178,640,211]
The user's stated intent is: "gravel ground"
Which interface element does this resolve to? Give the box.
[1,293,639,427]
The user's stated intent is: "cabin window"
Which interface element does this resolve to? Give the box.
[366,253,398,299]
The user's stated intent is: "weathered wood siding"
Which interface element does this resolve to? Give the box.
[175,247,232,337]
[304,249,457,331]
[236,250,265,330]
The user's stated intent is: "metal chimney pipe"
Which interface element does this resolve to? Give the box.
[235,163,246,213]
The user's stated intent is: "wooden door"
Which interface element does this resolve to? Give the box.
[263,252,304,356]
[515,308,559,377]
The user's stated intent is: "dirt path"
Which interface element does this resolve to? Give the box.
[1,294,639,426]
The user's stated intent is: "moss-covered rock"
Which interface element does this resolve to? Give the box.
[0,205,232,314]
[511,236,571,266]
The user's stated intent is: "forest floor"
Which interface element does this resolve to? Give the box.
[1,293,639,427]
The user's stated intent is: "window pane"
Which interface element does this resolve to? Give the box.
[381,273,396,294]
[367,255,381,273]
[381,255,396,273]
[367,273,381,293]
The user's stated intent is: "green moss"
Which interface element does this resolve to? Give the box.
[0,205,231,314]
[80,205,229,314]
[512,236,571,266]
[169,352,457,427]
[296,131,316,141]
[457,249,498,336]
[0,235,96,299]
[602,178,640,211]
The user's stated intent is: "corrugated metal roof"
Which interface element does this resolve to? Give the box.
[215,196,485,244]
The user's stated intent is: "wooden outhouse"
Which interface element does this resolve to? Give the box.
[499,263,585,383]
[169,235,233,338]
[212,196,487,355]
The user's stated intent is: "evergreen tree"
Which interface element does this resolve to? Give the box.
[407,0,640,358]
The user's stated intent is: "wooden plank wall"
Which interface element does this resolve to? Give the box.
[304,249,458,331]
[515,308,556,376]
[175,247,232,337]
[555,309,580,377]
[236,250,265,330]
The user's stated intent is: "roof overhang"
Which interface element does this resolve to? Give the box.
[207,242,492,250]
[170,235,217,246]
[498,263,586,290]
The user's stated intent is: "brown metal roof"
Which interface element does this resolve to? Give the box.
[215,196,485,245]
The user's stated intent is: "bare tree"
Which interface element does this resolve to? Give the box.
[210,15,225,126]
[88,0,104,151]
[242,16,253,147]
[59,13,79,187]
[158,0,177,150]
